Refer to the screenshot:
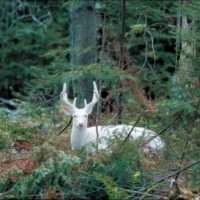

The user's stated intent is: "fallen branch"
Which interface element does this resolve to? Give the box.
[146,110,184,144]
[0,190,13,198]
[140,160,200,192]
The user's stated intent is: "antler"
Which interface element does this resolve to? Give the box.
[84,81,99,113]
[61,81,99,114]
[60,83,76,111]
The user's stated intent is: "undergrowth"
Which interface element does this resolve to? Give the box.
[0,103,200,200]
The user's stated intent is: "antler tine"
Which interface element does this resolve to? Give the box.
[84,99,87,107]
[93,81,99,100]
[73,98,77,106]
[60,83,66,100]
[85,81,99,109]
[60,83,76,109]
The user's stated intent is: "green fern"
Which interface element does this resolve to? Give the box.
[93,172,128,200]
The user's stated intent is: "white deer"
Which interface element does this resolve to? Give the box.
[60,82,164,152]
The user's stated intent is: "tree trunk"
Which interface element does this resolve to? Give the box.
[174,0,196,99]
[69,0,100,108]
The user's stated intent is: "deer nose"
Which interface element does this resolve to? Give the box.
[78,122,84,127]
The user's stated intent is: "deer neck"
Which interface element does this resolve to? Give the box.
[71,124,88,149]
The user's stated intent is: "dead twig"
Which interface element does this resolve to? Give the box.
[146,110,184,144]
[123,108,146,143]
[58,117,72,135]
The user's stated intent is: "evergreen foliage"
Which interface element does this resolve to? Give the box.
[0,0,200,199]
[0,0,67,102]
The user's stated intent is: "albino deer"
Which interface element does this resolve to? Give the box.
[60,82,164,152]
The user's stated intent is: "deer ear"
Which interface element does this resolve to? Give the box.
[62,106,74,115]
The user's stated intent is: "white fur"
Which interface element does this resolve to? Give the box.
[60,82,164,152]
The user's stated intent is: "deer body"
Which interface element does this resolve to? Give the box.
[71,124,164,151]
[61,82,164,152]
[87,126,164,151]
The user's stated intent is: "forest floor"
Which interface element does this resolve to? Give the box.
[0,107,200,200]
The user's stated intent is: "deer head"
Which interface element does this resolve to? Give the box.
[60,81,99,128]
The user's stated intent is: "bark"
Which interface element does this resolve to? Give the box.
[69,0,101,108]
[179,2,196,76]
